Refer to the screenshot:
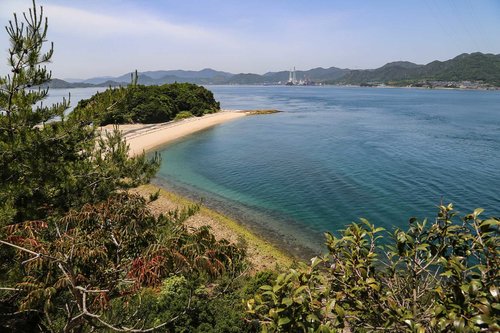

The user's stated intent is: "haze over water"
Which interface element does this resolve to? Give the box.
[154,86,500,255]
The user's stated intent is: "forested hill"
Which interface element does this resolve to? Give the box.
[333,52,500,86]
[51,52,500,87]
[71,82,220,125]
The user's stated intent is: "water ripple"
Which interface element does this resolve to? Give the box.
[156,86,500,253]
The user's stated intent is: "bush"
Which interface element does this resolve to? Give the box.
[175,111,194,121]
[247,204,500,332]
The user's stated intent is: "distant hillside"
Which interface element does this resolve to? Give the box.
[261,67,349,84]
[206,67,349,85]
[52,67,350,87]
[49,53,500,88]
[225,73,266,85]
[44,78,96,89]
[334,53,500,86]
[141,68,233,80]
[73,68,233,86]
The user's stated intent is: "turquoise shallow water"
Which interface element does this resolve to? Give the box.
[154,86,500,256]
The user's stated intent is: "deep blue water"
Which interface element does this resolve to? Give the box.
[154,86,500,255]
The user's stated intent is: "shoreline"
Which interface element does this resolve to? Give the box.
[151,177,322,260]
[133,184,295,272]
[108,110,298,270]
[102,110,247,157]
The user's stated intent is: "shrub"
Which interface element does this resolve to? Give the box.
[247,204,500,332]
[175,111,195,121]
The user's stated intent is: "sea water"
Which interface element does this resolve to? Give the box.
[154,86,500,256]
[44,87,107,114]
[47,86,500,256]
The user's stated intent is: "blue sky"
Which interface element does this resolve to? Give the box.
[1,0,499,79]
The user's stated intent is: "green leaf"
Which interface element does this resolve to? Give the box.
[294,285,308,296]
[482,219,500,227]
[471,314,491,326]
[262,291,276,298]
[489,285,499,300]
[416,244,429,251]
[473,208,484,217]
[306,313,319,323]
[276,273,286,285]
[433,304,445,316]
[278,317,291,326]
[441,270,453,278]
[318,325,331,333]
[453,317,465,330]
[368,282,380,291]
[293,295,304,304]
[334,304,344,317]
[282,297,293,307]
[310,256,323,268]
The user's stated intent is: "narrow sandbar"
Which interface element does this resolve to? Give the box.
[101,111,246,156]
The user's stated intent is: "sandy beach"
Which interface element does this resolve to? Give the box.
[102,111,246,156]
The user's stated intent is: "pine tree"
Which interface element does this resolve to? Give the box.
[0,1,159,227]
[0,2,158,328]
[1,3,248,332]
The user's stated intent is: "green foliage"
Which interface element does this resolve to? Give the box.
[1,3,246,332]
[0,2,159,227]
[2,192,247,332]
[174,110,195,121]
[103,267,271,333]
[247,259,333,332]
[243,270,278,297]
[148,188,161,202]
[248,205,499,332]
[72,82,220,125]
[431,53,500,85]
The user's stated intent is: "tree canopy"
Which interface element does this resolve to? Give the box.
[71,82,220,125]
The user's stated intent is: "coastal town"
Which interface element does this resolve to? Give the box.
[359,80,500,90]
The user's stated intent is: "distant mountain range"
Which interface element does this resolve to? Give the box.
[52,52,500,88]
[63,68,233,86]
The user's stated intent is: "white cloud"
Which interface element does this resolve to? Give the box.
[44,4,226,43]
[0,1,246,77]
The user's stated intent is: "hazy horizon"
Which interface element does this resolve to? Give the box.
[1,0,499,79]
